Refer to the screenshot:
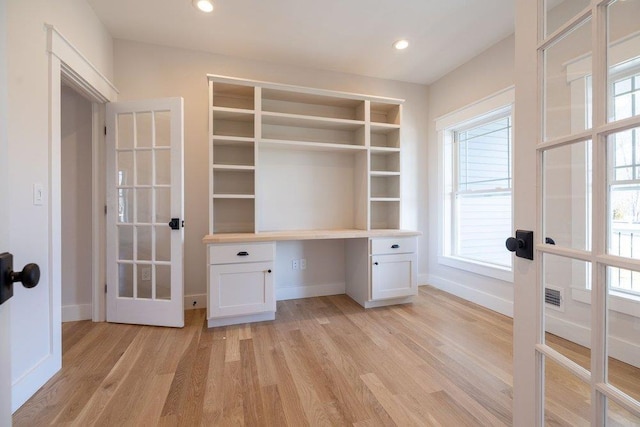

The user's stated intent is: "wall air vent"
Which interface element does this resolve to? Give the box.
[545,286,564,312]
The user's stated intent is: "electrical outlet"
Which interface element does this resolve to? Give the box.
[300,258,307,270]
[141,267,151,281]
[292,259,299,270]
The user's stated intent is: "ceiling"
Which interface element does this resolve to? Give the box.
[87,0,515,85]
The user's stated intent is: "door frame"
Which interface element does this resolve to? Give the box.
[12,24,118,411]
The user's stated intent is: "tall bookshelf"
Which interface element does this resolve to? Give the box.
[208,75,404,234]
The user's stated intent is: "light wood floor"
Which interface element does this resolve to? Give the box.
[12,286,640,426]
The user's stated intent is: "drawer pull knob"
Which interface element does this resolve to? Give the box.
[391,244,400,249]
[237,251,249,256]
[267,269,272,273]
[374,262,379,266]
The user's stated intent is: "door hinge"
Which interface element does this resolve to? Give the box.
[104,126,107,136]
[104,205,107,215]
[105,284,107,293]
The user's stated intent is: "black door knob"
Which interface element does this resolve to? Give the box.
[505,237,525,252]
[11,263,40,288]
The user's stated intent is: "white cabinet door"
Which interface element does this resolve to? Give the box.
[209,262,274,318]
[371,253,417,300]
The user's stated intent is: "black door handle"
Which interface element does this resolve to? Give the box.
[0,252,40,305]
[168,218,180,230]
[545,237,556,245]
[505,230,534,260]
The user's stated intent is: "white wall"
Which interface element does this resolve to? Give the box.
[113,39,429,302]
[61,85,93,321]
[426,35,516,315]
[7,0,113,409]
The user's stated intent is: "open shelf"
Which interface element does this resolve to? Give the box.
[371,127,400,149]
[260,139,367,153]
[213,169,255,196]
[370,200,400,230]
[212,82,255,110]
[212,142,255,166]
[262,112,364,131]
[212,198,255,233]
[370,102,401,125]
[262,88,365,121]
[371,175,400,199]
[370,151,400,173]
[262,122,365,146]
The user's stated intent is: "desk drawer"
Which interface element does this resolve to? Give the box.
[209,242,275,264]
[371,237,416,255]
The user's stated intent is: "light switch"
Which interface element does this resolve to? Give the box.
[33,183,44,206]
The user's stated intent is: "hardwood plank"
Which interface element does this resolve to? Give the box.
[13,286,640,426]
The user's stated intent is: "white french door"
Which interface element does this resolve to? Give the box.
[515,0,640,424]
[106,98,184,327]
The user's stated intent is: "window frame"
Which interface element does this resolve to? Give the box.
[436,87,515,282]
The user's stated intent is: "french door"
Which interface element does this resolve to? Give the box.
[514,0,640,424]
[106,98,184,327]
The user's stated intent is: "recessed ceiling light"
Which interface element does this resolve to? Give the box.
[393,39,409,50]
[193,0,214,13]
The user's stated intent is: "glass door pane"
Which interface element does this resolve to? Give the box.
[607,0,640,124]
[545,0,590,37]
[116,111,172,301]
[543,19,592,141]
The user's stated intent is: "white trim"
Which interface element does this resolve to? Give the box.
[546,313,640,368]
[46,25,118,102]
[184,293,207,310]
[435,86,515,131]
[426,274,513,317]
[571,286,640,318]
[275,283,346,301]
[207,311,275,328]
[14,25,118,413]
[437,87,515,281]
[437,255,513,283]
[62,304,92,322]
[91,104,106,322]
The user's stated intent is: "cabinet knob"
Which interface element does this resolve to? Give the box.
[374,262,379,266]
[391,244,400,249]
[267,269,272,273]
[237,251,249,256]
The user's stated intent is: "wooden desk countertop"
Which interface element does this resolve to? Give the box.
[202,229,421,244]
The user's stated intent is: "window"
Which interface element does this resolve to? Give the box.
[436,88,514,281]
[608,72,640,297]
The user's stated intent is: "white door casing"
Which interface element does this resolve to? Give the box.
[8,27,117,413]
[106,98,184,328]
[0,0,11,422]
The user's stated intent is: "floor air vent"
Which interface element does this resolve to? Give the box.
[545,286,564,311]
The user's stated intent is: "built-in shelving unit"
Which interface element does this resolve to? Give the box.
[208,75,404,234]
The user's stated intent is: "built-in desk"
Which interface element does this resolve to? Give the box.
[202,229,420,327]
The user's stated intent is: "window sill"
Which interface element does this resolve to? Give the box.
[438,255,513,283]
[571,287,640,317]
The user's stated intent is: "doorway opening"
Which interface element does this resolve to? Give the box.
[61,84,94,323]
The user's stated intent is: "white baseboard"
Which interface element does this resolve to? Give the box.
[546,314,640,368]
[426,274,514,317]
[276,282,346,301]
[184,293,207,310]
[62,304,92,322]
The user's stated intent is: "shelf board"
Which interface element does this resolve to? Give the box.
[369,146,400,154]
[212,165,255,171]
[211,136,255,146]
[370,122,400,134]
[212,194,255,199]
[212,106,255,121]
[260,138,367,153]
[370,197,400,202]
[370,171,400,177]
[262,111,364,131]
